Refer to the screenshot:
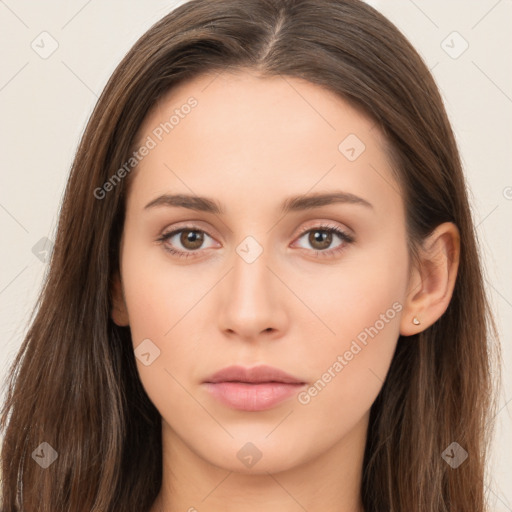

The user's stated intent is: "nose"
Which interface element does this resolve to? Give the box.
[217,242,288,342]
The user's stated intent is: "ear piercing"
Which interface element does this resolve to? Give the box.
[412,316,421,326]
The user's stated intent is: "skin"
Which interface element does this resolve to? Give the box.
[111,69,460,512]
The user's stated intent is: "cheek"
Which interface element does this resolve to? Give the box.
[120,248,208,421]
[293,237,407,431]
[120,235,211,342]
[118,236,205,381]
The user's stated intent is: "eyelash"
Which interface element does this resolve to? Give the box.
[156,223,354,260]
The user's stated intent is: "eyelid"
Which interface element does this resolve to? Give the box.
[157,220,355,259]
[159,219,353,241]
[158,223,219,247]
[290,222,354,257]
[294,220,354,240]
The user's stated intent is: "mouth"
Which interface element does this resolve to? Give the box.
[202,365,306,412]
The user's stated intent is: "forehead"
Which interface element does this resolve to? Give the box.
[136,68,381,150]
[128,69,402,217]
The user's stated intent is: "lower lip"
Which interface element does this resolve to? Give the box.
[203,382,305,411]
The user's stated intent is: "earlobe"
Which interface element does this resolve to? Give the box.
[400,222,460,336]
[111,273,130,326]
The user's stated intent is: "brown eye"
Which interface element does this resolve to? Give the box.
[308,230,333,250]
[179,229,204,250]
[158,226,217,258]
[293,224,354,258]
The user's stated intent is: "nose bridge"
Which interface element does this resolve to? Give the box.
[217,234,285,338]
[231,234,275,310]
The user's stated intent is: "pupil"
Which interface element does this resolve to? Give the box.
[182,230,203,249]
[311,230,331,250]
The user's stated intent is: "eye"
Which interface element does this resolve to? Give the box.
[292,223,354,257]
[157,226,217,259]
[157,223,354,260]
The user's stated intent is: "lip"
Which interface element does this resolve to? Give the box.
[203,365,306,412]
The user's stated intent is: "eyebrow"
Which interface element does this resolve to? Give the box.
[144,190,373,214]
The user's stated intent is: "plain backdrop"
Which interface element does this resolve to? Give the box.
[0,0,510,508]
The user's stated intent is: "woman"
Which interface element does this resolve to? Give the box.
[0,0,500,510]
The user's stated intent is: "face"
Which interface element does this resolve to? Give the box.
[114,69,411,474]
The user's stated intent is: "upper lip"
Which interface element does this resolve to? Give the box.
[204,365,305,384]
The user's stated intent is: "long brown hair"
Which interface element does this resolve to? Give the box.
[0,0,500,510]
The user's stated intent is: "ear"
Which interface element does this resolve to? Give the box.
[400,222,460,336]
[111,272,130,326]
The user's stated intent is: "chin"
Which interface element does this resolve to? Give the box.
[186,428,309,475]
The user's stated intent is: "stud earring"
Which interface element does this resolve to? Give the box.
[412,316,421,326]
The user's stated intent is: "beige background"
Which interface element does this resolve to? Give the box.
[0,0,510,508]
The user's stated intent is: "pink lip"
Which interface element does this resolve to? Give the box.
[203,365,306,412]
